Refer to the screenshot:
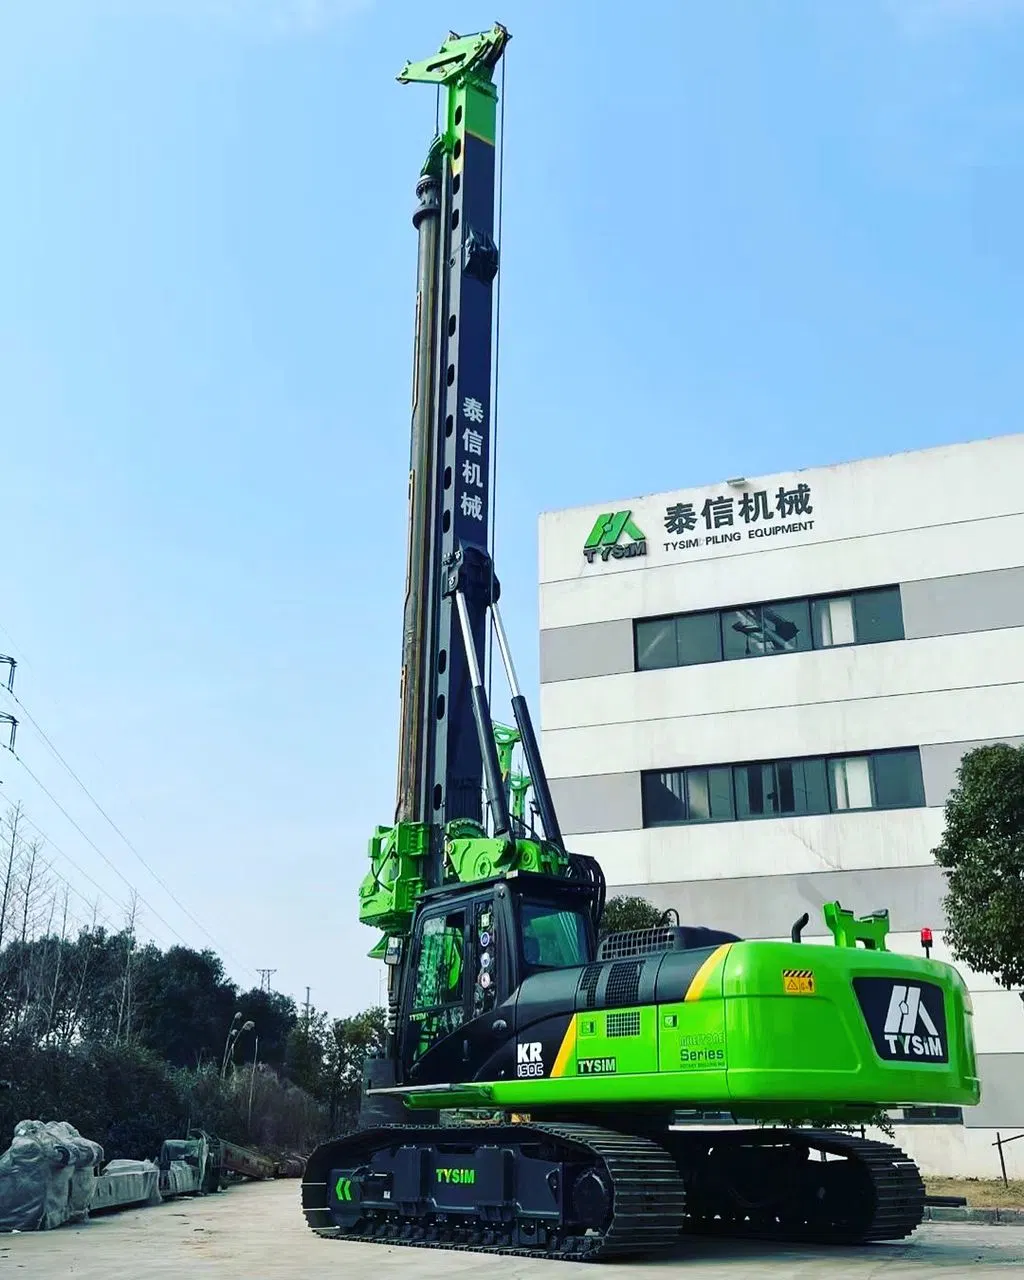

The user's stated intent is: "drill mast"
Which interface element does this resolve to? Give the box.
[394,26,509,864]
[360,26,597,1060]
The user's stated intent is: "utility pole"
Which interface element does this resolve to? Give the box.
[1,658,19,757]
[303,986,312,1078]
[257,968,276,992]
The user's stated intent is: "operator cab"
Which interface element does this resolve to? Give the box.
[397,873,597,1086]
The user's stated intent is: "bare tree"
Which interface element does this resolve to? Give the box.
[45,886,71,1045]
[0,803,22,951]
[116,891,139,1045]
[19,838,40,947]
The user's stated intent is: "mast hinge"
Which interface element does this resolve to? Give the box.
[442,544,500,606]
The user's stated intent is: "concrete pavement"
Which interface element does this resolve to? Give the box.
[3,1179,1023,1278]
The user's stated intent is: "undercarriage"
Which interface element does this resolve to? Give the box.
[300,1120,925,1262]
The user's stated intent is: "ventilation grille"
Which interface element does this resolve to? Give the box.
[597,927,677,961]
[577,964,602,1009]
[605,960,642,1008]
[606,1010,641,1038]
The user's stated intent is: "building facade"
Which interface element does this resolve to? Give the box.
[537,432,1024,1177]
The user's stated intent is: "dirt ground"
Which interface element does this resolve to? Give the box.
[3,1180,1024,1279]
[926,1177,1024,1208]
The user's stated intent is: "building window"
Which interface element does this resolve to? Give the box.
[641,748,925,827]
[635,586,904,672]
[635,612,721,669]
[811,596,855,647]
[829,756,874,810]
[735,757,829,819]
[829,749,925,812]
[722,598,812,660]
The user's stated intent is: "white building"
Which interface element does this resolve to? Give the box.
[537,432,1024,1178]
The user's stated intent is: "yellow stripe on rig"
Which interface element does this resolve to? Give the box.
[684,943,733,1003]
[550,1018,577,1078]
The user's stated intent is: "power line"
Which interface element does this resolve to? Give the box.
[1,789,117,921]
[0,784,165,942]
[0,791,117,934]
[1,590,262,987]
[5,691,251,974]
[10,750,196,950]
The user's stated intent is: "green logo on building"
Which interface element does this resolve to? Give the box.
[583,511,647,564]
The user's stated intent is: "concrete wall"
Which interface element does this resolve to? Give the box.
[861,1122,1024,1180]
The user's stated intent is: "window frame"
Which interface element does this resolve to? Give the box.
[633,585,904,673]
[641,747,926,828]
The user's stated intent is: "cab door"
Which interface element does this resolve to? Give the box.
[400,892,512,1085]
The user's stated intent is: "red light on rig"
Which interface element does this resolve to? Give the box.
[921,927,933,958]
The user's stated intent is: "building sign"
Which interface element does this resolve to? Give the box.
[582,511,647,564]
[663,483,814,553]
[580,484,816,569]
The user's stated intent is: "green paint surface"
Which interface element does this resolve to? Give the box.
[396,26,504,161]
[397,939,980,1120]
[450,82,497,147]
[574,1006,657,1076]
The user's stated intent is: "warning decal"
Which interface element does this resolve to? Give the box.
[783,968,815,995]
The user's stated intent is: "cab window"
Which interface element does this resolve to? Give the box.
[520,902,589,969]
[412,910,464,1010]
[409,910,465,1062]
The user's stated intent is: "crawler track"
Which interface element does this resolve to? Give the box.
[301,1121,687,1261]
[301,1122,925,1261]
[669,1127,925,1244]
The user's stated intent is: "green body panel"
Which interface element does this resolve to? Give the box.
[359,818,569,955]
[659,1001,728,1077]
[718,940,977,1107]
[359,822,429,934]
[450,80,498,147]
[576,1006,658,1076]
[395,937,980,1120]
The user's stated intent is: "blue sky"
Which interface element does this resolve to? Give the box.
[1,0,1022,1018]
